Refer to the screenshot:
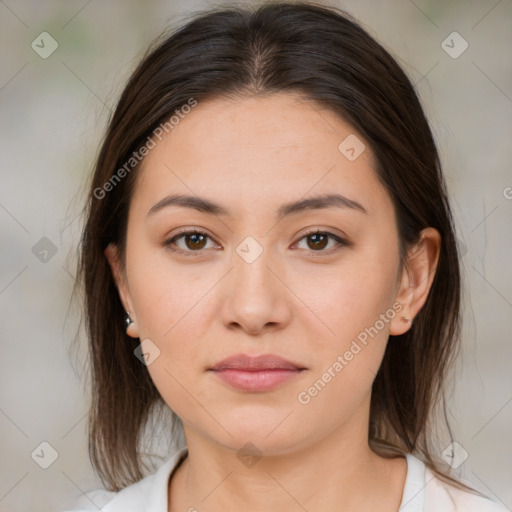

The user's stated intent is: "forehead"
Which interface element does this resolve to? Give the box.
[131,92,391,218]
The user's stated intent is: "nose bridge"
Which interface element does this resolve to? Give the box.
[232,234,278,298]
[220,234,289,333]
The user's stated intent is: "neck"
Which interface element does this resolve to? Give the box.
[168,408,407,511]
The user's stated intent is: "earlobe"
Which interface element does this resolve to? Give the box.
[389,228,441,336]
[389,265,415,336]
[104,243,139,338]
[125,310,139,338]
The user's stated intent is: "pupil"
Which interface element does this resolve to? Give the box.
[309,233,327,250]
[187,233,205,249]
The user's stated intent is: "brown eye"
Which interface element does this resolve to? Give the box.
[165,230,217,256]
[165,229,347,257]
[295,230,348,255]
[183,232,208,250]
[306,232,329,250]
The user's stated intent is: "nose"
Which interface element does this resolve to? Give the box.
[219,240,292,336]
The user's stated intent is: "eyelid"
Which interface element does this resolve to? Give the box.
[164,227,349,257]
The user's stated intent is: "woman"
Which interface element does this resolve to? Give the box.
[64,2,507,511]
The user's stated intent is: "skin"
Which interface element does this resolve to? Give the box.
[105,92,441,512]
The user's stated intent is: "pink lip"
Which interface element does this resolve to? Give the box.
[208,354,306,392]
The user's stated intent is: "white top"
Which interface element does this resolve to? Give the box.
[61,447,508,512]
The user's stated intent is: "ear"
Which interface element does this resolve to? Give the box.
[389,227,441,336]
[104,243,139,338]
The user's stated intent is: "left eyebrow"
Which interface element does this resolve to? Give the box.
[146,192,368,220]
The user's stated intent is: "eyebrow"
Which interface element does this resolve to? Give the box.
[147,192,368,220]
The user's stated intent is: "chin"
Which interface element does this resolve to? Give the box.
[210,418,305,455]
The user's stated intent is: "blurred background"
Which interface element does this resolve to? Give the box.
[0,1,511,511]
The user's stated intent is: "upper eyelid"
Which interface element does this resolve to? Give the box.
[168,229,219,246]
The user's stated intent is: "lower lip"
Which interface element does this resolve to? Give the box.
[210,369,304,392]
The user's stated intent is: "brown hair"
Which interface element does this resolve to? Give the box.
[72,0,481,497]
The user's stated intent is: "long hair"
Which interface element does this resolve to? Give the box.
[72,0,476,495]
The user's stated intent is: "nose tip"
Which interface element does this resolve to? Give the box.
[220,244,291,335]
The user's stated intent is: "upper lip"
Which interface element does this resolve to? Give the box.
[209,354,306,371]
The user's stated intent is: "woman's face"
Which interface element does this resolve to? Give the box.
[106,92,415,455]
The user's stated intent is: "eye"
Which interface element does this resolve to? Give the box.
[164,230,219,256]
[164,228,348,257]
[294,229,348,255]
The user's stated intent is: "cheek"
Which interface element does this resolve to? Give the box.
[129,266,212,423]
[125,246,215,381]
[292,249,399,351]
[294,265,396,421]
[127,242,214,339]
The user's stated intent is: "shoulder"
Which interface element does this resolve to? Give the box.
[58,447,188,512]
[423,464,508,512]
[58,488,118,511]
[401,454,507,512]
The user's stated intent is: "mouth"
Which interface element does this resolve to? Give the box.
[208,353,307,392]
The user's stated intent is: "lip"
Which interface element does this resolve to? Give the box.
[208,354,306,392]
[210,353,305,372]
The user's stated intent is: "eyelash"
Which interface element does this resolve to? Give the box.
[163,229,349,258]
